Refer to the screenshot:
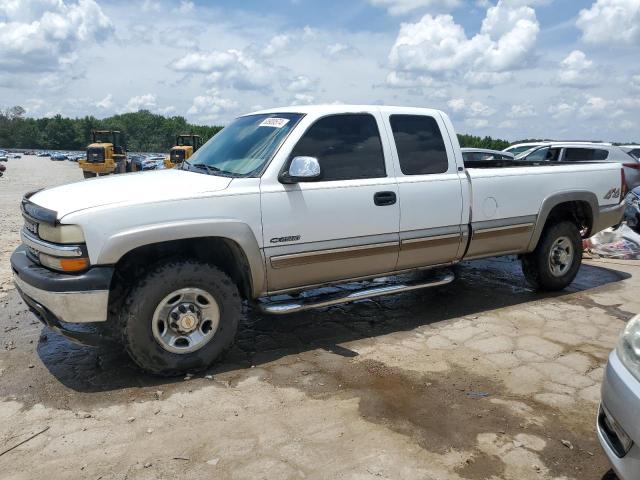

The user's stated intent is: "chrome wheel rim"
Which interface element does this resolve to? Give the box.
[151,288,220,354]
[549,236,574,277]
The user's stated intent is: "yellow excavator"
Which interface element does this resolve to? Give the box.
[79,130,127,179]
[165,134,203,169]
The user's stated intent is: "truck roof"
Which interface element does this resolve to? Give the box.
[247,104,446,117]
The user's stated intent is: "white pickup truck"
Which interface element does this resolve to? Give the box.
[11,105,626,375]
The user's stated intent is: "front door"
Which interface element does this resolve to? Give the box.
[260,112,400,293]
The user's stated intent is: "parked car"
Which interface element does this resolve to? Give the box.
[621,145,640,160]
[503,142,550,156]
[516,143,640,189]
[0,150,8,162]
[598,313,640,480]
[50,153,67,161]
[11,105,626,375]
[461,148,514,162]
[37,151,50,157]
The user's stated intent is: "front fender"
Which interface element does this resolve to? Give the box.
[96,219,266,297]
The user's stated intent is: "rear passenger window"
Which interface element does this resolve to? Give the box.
[289,114,386,181]
[390,115,448,175]
[564,148,609,161]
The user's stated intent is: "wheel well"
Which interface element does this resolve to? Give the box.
[545,201,594,237]
[111,237,253,300]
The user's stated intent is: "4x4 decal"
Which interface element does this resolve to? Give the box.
[604,188,621,200]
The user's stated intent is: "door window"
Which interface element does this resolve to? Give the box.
[289,114,386,181]
[564,148,609,161]
[390,115,448,175]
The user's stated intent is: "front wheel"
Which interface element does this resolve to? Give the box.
[521,221,582,291]
[83,170,97,179]
[118,260,242,376]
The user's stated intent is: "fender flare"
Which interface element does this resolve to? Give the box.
[527,191,599,251]
[96,219,266,297]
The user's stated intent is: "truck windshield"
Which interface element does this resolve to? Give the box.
[185,113,303,177]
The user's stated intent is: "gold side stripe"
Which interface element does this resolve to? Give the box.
[400,233,462,250]
[270,242,398,269]
[473,223,534,239]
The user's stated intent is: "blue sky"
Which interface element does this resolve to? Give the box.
[1,0,639,142]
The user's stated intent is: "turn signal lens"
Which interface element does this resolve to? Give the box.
[39,253,89,272]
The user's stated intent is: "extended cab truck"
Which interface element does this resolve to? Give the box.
[11,105,626,375]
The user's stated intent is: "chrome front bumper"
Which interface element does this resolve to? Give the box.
[13,273,109,323]
[10,246,113,324]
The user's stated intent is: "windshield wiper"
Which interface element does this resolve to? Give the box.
[191,163,224,176]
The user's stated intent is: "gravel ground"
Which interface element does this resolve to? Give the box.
[1,156,637,479]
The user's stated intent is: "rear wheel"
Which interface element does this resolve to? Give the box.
[118,260,242,376]
[521,221,582,291]
[83,171,97,179]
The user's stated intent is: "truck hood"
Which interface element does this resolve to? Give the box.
[30,169,233,219]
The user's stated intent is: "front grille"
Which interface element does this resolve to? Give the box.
[171,150,186,163]
[87,147,105,163]
[23,217,38,236]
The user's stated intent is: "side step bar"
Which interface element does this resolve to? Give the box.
[259,271,455,315]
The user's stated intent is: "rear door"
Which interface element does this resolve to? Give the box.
[260,112,400,293]
[381,111,465,270]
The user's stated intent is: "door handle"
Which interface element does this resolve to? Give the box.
[374,191,397,206]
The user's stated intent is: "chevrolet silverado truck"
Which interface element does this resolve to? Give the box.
[11,105,626,375]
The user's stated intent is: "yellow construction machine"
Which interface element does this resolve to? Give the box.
[79,130,127,178]
[165,134,202,169]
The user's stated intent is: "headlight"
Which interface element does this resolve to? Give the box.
[38,224,85,244]
[617,314,640,382]
[39,252,89,272]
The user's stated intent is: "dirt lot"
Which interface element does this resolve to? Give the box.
[1,156,637,479]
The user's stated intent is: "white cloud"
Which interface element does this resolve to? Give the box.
[177,1,194,13]
[262,34,291,57]
[548,102,576,119]
[287,75,315,92]
[386,71,437,88]
[290,93,315,105]
[325,43,359,57]
[577,0,640,44]
[631,74,640,89]
[557,50,598,87]
[388,0,539,80]
[142,0,161,12]
[96,94,114,109]
[0,0,113,72]
[369,0,460,15]
[446,98,495,117]
[447,98,467,112]
[508,102,536,118]
[466,118,489,128]
[126,93,157,112]
[579,95,609,118]
[171,49,278,91]
[187,90,238,117]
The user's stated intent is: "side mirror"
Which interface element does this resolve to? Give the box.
[280,156,321,184]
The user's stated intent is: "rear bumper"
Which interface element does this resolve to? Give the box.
[593,202,626,234]
[10,246,113,324]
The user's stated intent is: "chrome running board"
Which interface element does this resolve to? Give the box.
[259,271,455,315]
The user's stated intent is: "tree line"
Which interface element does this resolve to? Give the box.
[0,106,223,153]
[1,105,565,153]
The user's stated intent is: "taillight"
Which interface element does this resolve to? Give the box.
[621,168,628,199]
[623,162,640,170]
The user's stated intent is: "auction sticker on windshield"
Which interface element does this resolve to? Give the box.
[260,118,290,128]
